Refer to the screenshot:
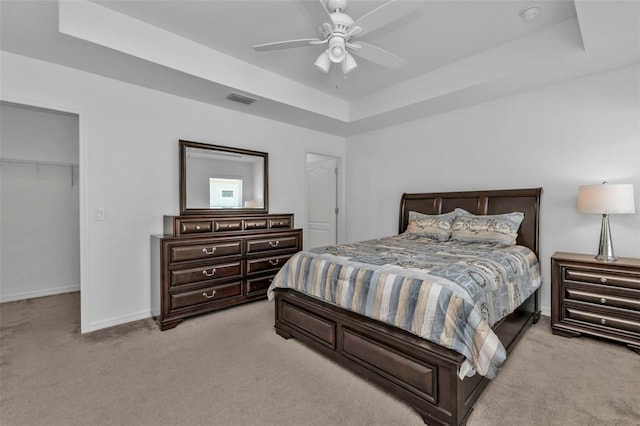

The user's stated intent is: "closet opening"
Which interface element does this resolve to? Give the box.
[0,101,80,309]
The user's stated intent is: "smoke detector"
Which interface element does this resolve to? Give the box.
[520,5,541,21]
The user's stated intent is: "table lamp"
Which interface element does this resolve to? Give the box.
[577,182,636,262]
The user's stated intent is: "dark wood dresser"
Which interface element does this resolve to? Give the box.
[551,252,640,353]
[152,213,302,330]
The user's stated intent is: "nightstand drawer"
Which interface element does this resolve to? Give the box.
[565,307,640,334]
[565,288,640,311]
[564,268,640,290]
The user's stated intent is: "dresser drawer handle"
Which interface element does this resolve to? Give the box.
[269,240,280,247]
[202,268,216,277]
[202,290,217,299]
[269,259,280,266]
[600,318,607,325]
[600,277,607,283]
[202,247,217,255]
[196,225,201,230]
[600,298,607,304]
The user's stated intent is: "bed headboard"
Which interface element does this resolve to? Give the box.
[399,188,542,257]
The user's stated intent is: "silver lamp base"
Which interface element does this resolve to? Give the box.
[595,213,617,262]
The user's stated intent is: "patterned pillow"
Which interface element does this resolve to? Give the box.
[450,212,524,245]
[404,210,457,241]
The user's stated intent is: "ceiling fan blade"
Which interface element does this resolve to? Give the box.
[352,0,423,37]
[254,38,323,52]
[349,41,404,69]
[296,0,331,26]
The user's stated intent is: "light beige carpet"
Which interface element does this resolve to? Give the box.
[1,292,638,426]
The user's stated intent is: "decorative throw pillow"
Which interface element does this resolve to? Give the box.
[450,212,524,245]
[405,210,457,241]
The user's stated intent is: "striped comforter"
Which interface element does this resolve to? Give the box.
[267,234,541,379]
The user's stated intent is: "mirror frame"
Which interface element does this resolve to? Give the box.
[179,140,269,215]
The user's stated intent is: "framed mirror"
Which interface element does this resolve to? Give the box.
[179,140,268,215]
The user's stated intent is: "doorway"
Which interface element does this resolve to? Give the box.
[306,153,340,249]
[0,101,80,303]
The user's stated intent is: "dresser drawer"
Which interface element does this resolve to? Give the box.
[213,219,243,232]
[269,217,291,229]
[170,261,242,286]
[565,307,640,334]
[170,240,242,263]
[564,268,640,290]
[246,234,300,254]
[565,287,640,311]
[246,254,294,275]
[244,219,268,230]
[170,282,242,310]
[246,275,275,296]
[179,221,213,234]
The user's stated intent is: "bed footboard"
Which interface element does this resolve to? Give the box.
[274,288,539,426]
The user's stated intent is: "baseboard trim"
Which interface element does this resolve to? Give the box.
[83,310,152,333]
[0,285,80,303]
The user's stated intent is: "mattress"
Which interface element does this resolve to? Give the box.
[267,234,542,378]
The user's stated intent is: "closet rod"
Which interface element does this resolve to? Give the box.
[0,157,79,168]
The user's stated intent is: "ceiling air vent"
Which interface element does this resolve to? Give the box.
[226,92,258,105]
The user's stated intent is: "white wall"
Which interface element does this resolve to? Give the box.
[1,51,346,332]
[0,102,80,301]
[346,64,640,316]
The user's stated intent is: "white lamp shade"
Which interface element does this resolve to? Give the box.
[314,51,331,73]
[342,52,357,74]
[577,183,636,214]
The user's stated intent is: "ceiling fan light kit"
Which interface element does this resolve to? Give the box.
[254,0,422,76]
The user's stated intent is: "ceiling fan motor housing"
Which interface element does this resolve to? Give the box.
[329,11,354,34]
[327,0,348,13]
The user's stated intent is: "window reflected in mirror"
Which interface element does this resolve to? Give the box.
[180,140,268,215]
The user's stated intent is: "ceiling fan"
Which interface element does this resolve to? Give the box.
[253,0,422,75]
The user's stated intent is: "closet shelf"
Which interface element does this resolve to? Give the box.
[1,157,79,186]
[0,157,79,168]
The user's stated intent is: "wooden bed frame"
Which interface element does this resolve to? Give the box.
[273,188,542,425]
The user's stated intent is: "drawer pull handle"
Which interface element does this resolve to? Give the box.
[600,298,607,304]
[600,277,607,283]
[269,259,280,266]
[202,268,216,277]
[269,240,280,247]
[202,247,217,255]
[600,318,607,325]
[196,225,201,230]
[202,290,217,299]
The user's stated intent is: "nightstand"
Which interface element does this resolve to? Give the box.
[551,252,640,353]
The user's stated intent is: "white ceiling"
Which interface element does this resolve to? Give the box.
[1,0,639,136]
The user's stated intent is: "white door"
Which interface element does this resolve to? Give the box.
[306,154,338,249]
